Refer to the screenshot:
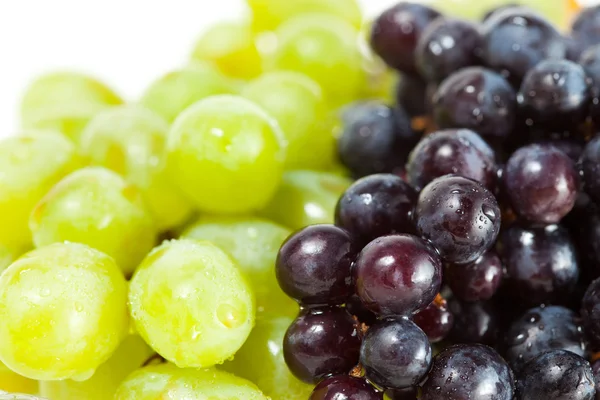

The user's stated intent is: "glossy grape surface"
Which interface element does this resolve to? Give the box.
[360,318,431,390]
[242,71,334,170]
[413,296,454,343]
[432,67,517,142]
[416,18,483,83]
[310,375,382,400]
[581,278,600,349]
[415,175,501,264]
[446,250,503,302]
[29,167,156,276]
[407,128,497,191]
[335,174,417,247]
[355,234,442,317]
[129,239,255,368]
[581,135,600,204]
[501,223,579,307]
[283,307,360,384]
[370,3,441,74]
[0,243,129,381]
[517,59,591,133]
[166,95,286,214]
[79,105,193,231]
[115,363,269,400]
[516,350,595,400]
[421,344,515,400]
[480,7,566,85]
[276,224,356,306]
[503,305,587,372]
[182,216,297,317]
[268,14,362,105]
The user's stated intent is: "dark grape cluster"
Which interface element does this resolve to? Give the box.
[279,2,600,398]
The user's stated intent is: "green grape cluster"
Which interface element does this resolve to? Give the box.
[0,0,403,398]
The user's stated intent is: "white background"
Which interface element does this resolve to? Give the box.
[0,0,597,137]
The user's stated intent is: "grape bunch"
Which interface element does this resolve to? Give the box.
[3,0,600,399]
[276,1,600,399]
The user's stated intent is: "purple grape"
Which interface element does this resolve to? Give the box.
[370,2,442,74]
[503,305,587,372]
[335,174,418,247]
[416,18,483,83]
[276,225,356,306]
[310,375,383,400]
[448,299,500,346]
[283,307,361,383]
[360,318,431,390]
[421,344,515,400]
[581,278,600,349]
[414,175,501,265]
[432,67,517,142]
[517,59,591,133]
[501,223,579,307]
[407,128,497,191]
[480,7,566,85]
[516,350,595,400]
[413,295,454,343]
[385,388,418,400]
[571,5,600,57]
[503,144,579,224]
[532,138,584,163]
[337,101,417,178]
[395,75,429,118]
[446,250,503,302]
[581,135,600,204]
[579,44,600,126]
[354,234,442,317]
[565,34,587,61]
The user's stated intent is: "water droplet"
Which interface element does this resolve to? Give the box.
[481,204,497,223]
[75,302,84,312]
[217,302,248,329]
[41,288,50,297]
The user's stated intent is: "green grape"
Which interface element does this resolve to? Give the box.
[0,362,38,395]
[0,242,129,381]
[115,363,268,400]
[267,13,363,107]
[260,170,351,230]
[20,71,123,143]
[139,63,236,122]
[223,316,312,399]
[29,167,156,276]
[242,71,336,170]
[191,21,262,79]
[165,95,286,214]
[0,132,83,249]
[358,20,397,102]
[129,239,255,368]
[0,244,28,274]
[247,0,363,31]
[79,105,194,231]
[182,215,298,317]
[39,335,153,400]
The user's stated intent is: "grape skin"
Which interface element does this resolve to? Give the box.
[114,363,269,399]
[79,105,194,231]
[182,215,297,317]
[0,132,83,249]
[166,95,286,214]
[128,239,255,369]
[29,167,156,276]
[20,71,123,143]
[0,242,129,381]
